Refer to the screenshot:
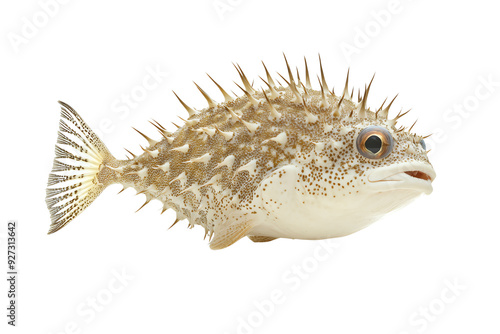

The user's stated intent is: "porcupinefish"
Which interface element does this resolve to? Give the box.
[46,55,435,249]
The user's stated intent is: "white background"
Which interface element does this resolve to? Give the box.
[1,0,499,333]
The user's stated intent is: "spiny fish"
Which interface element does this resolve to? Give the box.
[46,55,436,249]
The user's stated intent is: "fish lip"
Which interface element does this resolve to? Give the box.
[367,162,436,194]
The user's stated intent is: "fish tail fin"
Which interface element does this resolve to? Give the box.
[46,101,117,234]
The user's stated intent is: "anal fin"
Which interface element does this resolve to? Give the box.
[248,236,277,243]
[210,220,255,250]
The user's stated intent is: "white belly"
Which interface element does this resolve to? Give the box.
[249,165,420,239]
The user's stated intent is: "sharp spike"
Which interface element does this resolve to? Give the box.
[342,68,350,98]
[262,88,281,119]
[296,67,307,96]
[408,119,418,133]
[282,53,295,85]
[169,172,187,187]
[276,72,291,86]
[350,87,354,99]
[177,115,196,126]
[295,67,303,89]
[388,108,410,127]
[240,119,260,134]
[318,54,330,94]
[171,143,190,153]
[171,122,180,129]
[215,126,234,141]
[193,81,217,108]
[394,109,411,121]
[195,126,216,138]
[172,91,197,117]
[317,76,328,108]
[124,148,136,158]
[259,76,279,98]
[334,94,344,118]
[149,120,170,139]
[359,74,375,118]
[233,63,255,94]
[168,218,180,230]
[380,94,399,119]
[178,116,199,127]
[234,82,259,106]
[298,66,309,97]
[135,198,151,213]
[277,72,301,101]
[141,146,159,158]
[132,127,156,147]
[207,73,234,102]
[301,96,318,123]
[375,97,388,119]
[224,105,240,121]
[158,130,168,139]
[238,64,256,93]
[275,73,291,89]
[304,56,312,89]
[261,61,276,88]
[337,95,345,108]
[151,119,166,130]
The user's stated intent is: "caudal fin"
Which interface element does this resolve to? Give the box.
[46,101,115,234]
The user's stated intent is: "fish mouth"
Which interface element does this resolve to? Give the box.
[404,170,432,181]
[367,162,436,194]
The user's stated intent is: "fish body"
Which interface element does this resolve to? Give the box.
[46,56,435,249]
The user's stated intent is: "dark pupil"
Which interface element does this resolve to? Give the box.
[365,135,382,154]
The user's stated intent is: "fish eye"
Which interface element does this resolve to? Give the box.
[356,126,394,159]
[420,139,426,150]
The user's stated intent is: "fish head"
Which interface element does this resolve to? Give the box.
[254,104,435,240]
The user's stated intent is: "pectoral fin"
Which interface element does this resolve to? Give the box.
[248,236,277,243]
[210,220,255,250]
